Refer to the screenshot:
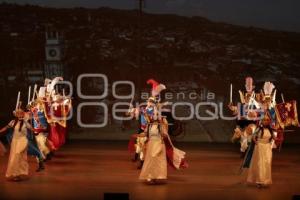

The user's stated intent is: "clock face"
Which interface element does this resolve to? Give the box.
[49,49,57,57]
[46,46,61,61]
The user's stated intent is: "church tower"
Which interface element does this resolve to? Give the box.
[44,31,64,78]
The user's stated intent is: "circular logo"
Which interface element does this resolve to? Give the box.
[49,49,57,57]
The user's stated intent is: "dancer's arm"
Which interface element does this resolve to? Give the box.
[0,126,8,134]
[0,120,14,134]
[126,107,139,118]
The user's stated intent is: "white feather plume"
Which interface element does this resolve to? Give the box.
[263,82,275,96]
[152,84,166,97]
[48,77,63,94]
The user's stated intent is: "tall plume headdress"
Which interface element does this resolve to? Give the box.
[47,77,63,95]
[263,81,275,99]
[146,79,166,102]
[245,76,255,93]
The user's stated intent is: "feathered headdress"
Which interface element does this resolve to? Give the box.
[147,79,166,97]
[44,78,51,86]
[47,77,63,94]
[245,77,254,93]
[263,81,275,99]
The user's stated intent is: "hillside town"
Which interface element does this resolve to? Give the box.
[0,3,300,141]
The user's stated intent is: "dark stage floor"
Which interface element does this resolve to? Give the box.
[0,141,300,200]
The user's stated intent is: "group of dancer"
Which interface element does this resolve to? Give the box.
[0,77,72,181]
[128,79,188,184]
[127,77,299,186]
[228,77,299,188]
[1,75,298,187]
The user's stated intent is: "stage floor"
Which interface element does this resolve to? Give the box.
[0,141,299,200]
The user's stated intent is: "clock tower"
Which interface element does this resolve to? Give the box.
[44,31,64,78]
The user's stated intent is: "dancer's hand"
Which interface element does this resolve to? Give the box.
[228,102,234,109]
[253,138,258,145]
[228,103,237,114]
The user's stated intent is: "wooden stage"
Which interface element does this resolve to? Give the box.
[0,141,299,200]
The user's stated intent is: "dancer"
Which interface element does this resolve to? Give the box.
[30,99,50,159]
[43,77,72,151]
[139,116,187,184]
[229,77,261,154]
[139,104,187,184]
[0,100,33,181]
[44,93,71,150]
[246,109,276,187]
[26,86,46,172]
[236,80,300,188]
[128,97,156,168]
[139,116,168,183]
[243,82,278,187]
[128,79,167,168]
[4,109,45,172]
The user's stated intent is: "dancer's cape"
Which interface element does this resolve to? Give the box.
[241,127,260,169]
[164,135,188,170]
[242,141,255,168]
[27,129,44,159]
[43,98,71,150]
[6,128,13,144]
